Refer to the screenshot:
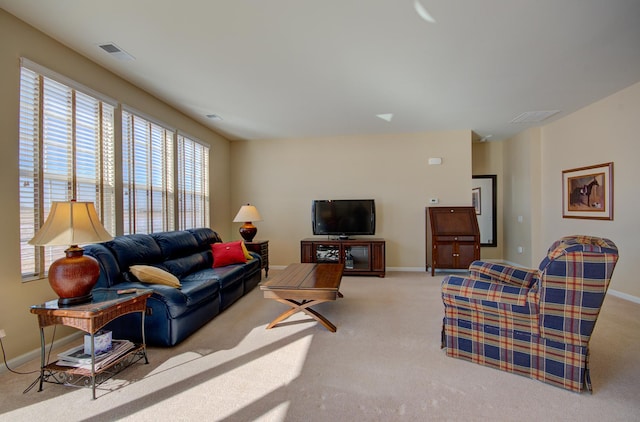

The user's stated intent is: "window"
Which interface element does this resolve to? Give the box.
[18,61,116,280]
[18,60,211,280]
[122,109,175,234]
[177,134,209,229]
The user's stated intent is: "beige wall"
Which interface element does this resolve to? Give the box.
[538,82,640,298]
[501,82,640,298]
[0,11,231,360]
[501,128,542,267]
[229,131,473,270]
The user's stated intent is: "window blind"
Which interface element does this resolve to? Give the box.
[122,110,175,234]
[18,66,116,280]
[177,134,210,229]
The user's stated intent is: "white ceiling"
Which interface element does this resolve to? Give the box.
[2,0,640,141]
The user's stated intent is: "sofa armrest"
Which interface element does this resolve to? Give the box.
[442,275,530,307]
[468,261,539,288]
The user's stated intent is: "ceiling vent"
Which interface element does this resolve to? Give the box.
[98,43,135,61]
[510,110,560,123]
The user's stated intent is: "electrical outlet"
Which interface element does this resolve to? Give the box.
[0,329,6,338]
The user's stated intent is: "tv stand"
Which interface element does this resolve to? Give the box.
[300,238,385,277]
[338,234,349,240]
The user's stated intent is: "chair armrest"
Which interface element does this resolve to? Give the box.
[442,275,530,307]
[468,261,539,288]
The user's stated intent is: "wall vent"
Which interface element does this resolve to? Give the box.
[98,43,135,61]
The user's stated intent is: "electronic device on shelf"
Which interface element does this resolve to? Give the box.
[311,199,376,238]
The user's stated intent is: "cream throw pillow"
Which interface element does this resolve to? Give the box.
[129,265,181,288]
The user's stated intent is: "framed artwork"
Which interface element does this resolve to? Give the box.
[472,187,481,215]
[562,162,613,220]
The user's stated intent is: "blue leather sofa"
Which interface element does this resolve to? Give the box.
[84,228,262,346]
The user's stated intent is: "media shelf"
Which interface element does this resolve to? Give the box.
[300,238,385,277]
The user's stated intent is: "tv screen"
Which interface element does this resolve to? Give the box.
[312,199,376,237]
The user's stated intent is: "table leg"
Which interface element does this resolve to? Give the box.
[141,309,148,364]
[91,332,96,400]
[267,298,337,332]
[38,327,45,392]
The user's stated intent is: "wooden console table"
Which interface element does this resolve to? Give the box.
[300,238,385,277]
[30,288,152,399]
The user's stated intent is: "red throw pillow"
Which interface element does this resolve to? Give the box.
[211,241,247,268]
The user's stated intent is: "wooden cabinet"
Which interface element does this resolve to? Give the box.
[300,238,385,277]
[426,207,480,276]
[245,240,269,277]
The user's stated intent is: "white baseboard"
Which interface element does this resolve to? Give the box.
[608,289,640,304]
[0,331,82,375]
[388,267,426,272]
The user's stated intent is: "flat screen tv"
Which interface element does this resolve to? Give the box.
[312,199,376,238]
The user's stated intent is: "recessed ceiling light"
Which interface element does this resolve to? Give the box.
[510,110,560,123]
[414,1,436,23]
[206,114,223,121]
[376,113,394,122]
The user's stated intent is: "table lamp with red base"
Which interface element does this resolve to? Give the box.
[29,201,113,306]
[233,204,263,242]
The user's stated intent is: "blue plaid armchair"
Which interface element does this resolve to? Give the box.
[441,235,619,392]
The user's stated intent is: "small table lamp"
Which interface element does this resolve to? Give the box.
[233,204,263,242]
[29,201,113,306]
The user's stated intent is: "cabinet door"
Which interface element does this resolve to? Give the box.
[344,243,370,271]
[457,242,478,269]
[435,242,455,269]
[371,242,386,272]
[301,242,314,263]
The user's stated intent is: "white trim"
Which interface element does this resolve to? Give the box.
[0,332,82,375]
[20,57,118,106]
[178,131,210,148]
[608,289,640,304]
[388,267,426,272]
[122,104,177,132]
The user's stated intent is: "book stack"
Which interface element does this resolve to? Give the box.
[56,339,136,371]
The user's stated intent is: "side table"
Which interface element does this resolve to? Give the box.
[30,288,152,399]
[245,240,269,277]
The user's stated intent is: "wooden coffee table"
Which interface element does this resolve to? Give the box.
[260,263,343,332]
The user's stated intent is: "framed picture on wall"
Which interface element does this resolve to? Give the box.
[562,162,613,220]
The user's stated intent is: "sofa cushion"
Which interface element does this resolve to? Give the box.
[212,241,247,268]
[130,265,181,288]
[151,230,200,259]
[105,233,163,269]
[179,273,222,307]
[163,254,210,279]
[187,227,222,250]
[184,265,245,290]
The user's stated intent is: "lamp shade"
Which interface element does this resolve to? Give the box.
[233,204,263,223]
[233,204,262,242]
[29,201,113,246]
[28,201,113,306]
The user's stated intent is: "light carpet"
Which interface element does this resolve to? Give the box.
[0,271,639,421]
